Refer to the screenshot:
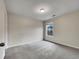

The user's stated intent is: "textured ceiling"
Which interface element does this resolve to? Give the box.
[5,0,79,21]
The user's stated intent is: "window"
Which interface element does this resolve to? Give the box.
[46,22,54,37]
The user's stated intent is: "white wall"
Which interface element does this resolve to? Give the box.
[8,13,43,48]
[45,10,79,49]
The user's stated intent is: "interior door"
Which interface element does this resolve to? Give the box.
[0,0,7,59]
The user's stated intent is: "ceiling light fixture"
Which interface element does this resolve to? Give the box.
[40,8,45,13]
[52,14,56,17]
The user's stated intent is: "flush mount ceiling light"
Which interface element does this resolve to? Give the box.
[52,14,56,17]
[40,8,45,13]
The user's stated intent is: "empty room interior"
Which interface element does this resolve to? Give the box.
[0,0,79,59]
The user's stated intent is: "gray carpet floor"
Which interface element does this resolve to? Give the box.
[5,41,79,59]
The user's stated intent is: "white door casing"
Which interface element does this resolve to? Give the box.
[0,0,7,59]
